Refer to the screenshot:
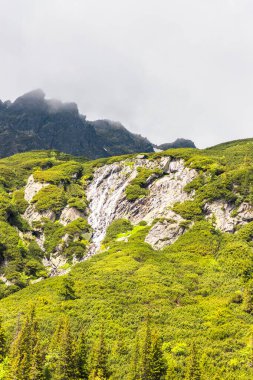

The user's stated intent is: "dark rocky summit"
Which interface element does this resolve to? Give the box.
[0,90,195,159]
[0,90,154,159]
[92,119,154,156]
[154,138,196,151]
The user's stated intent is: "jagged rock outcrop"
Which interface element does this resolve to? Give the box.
[0,90,155,159]
[24,205,56,225]
[20,152,253,273]
[87,157,197,252]
[204,200,253,232]
[204,201,235,232]
[59,206,86,226]
[145,212,185,250]
[22,155,253,262]
[21,174,91,276]
[154,138,196,151]
[23,175,55,226]
[24,175,48,202]
[93,120,154,156]
[42,255,69,277]
[0,90,199,160]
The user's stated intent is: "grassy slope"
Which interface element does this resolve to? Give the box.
[1,224,253,379]
[1,141,253,378]
[0,221,253,379]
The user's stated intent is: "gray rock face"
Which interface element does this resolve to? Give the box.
[156,138,196,150]
[23,174,55,227]
[204,200,253,232]
[42,254,69,277]
[237,202,253,222]
[23,205,56,225]
[22,175,56,258]
[204,201,235,232]
[145,212,185,250]
[24,175,48,202]
[87,157,197,252]
[59,206,86,226]
[22,176,81,274]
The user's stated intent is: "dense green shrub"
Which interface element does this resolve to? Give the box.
[27,241,44,259]
[0,192,13,221]
[0,221,46,286]
[173,200,203,220]
[64,218,90,236]
[32,185,67,214]
[34,161,83,184]
[125,184,149,201]
[186,155,224,174]
[66,183,87,211]
[103,219,133,244]
[236,222,253,242]
[11,190,28,214]
[125,167,163,201]
[24,259,47,278]
[0,150,79,190]
[184,174,206,193]
[64,242,87,260]
[43,218,90,259]
[43,220,64,253]
[218,237,253,278]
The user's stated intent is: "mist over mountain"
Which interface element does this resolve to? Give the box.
[0,90,195,159]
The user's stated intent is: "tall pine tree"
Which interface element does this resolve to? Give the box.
[75,331,89,380]
[139,319,167,380]
[186,342,201,380]
[0,316,6,363]
[130,335,140,380]
[51,317,77,380]
[8,306,45,380]
[149,336,167,380]
[242,281,253,314]
[89,326,109,380]
[141,317,152,380]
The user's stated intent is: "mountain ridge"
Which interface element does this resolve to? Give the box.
[0,89,195,159]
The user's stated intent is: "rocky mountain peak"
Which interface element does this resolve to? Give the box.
[11,89,46,111]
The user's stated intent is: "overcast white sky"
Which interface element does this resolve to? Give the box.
[1,0,253,147]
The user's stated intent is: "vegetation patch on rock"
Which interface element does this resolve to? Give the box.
[125,167,163,201]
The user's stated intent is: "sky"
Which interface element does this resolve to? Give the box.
[1,0,253,148]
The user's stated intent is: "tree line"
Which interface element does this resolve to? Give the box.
[0,309,202,380]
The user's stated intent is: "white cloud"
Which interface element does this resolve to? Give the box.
[1,0,253,147]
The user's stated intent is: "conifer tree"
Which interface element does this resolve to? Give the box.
[0,316,6,363]
[53,317,77,380]
[141,317,152,380]
[45,320,63,378]
[89,327,109,380]
[75,331,89,380]
[130,335,140,380]
[149,336,167,380]
[186,342,201,380]
[242,282,253,314]
[140,319,167,380]
[29,341,46,380]
[8,307,45,380]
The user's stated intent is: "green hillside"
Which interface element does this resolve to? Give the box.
[1,140,253,378]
